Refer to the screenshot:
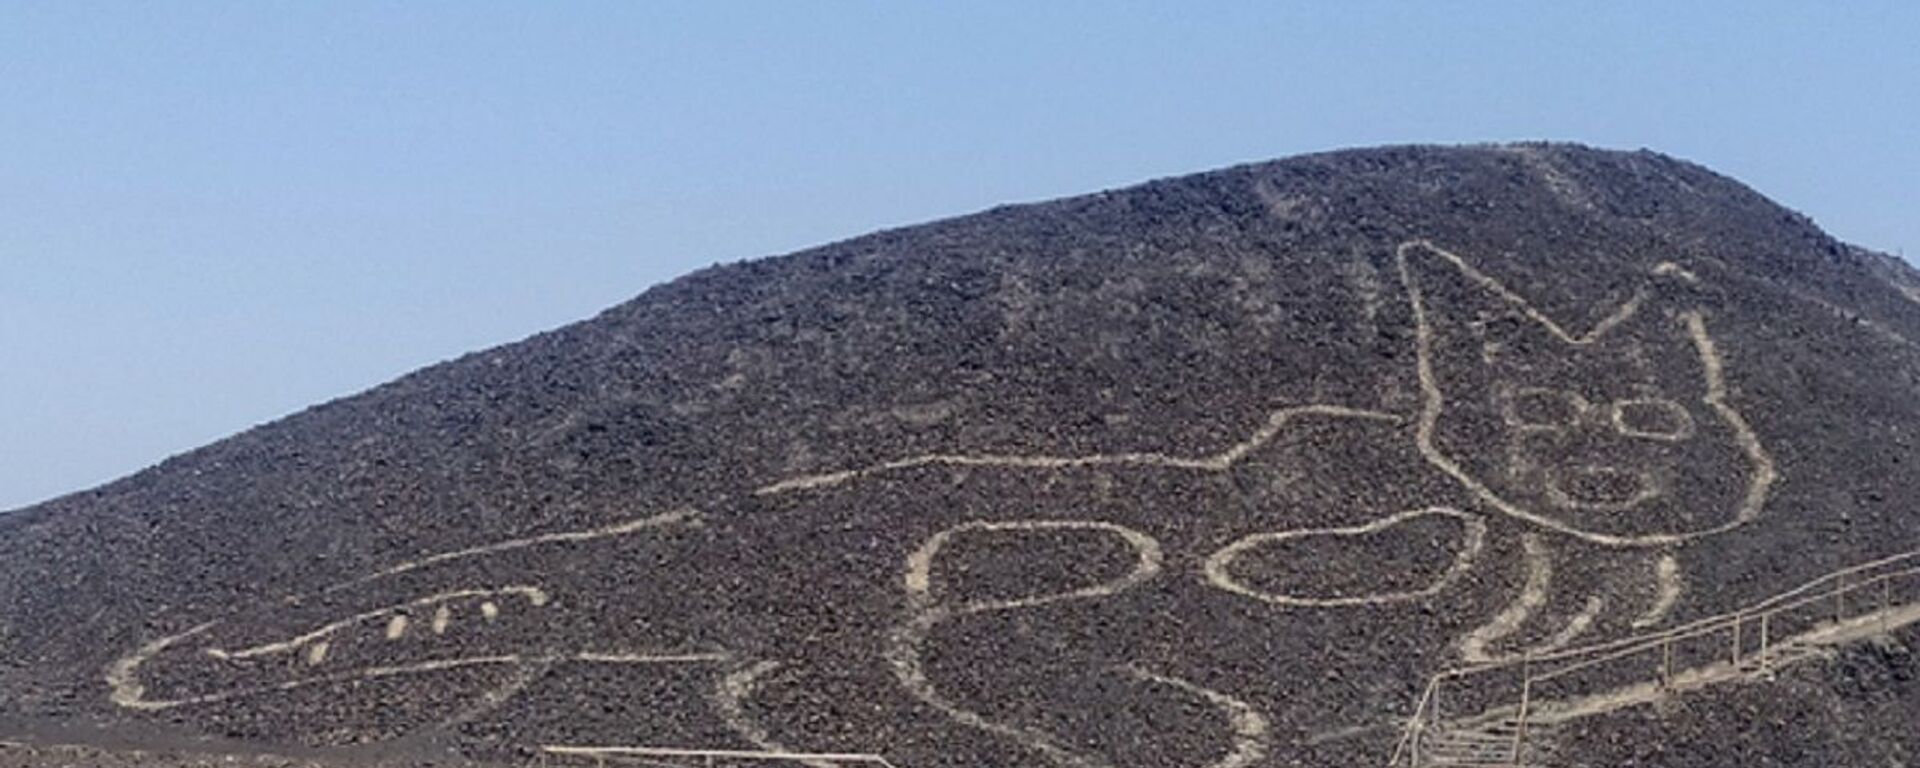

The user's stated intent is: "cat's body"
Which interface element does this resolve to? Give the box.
[102,237,1781,767]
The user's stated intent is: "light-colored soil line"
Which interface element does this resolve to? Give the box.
[711,661,837,768]
[1121,665,1273,768]
[1458,535,1551,663]
[1521,596,1606,658]
[755,405,1398,496]
[1204,507,1486,608]
[1396,240,1776,549]
[1630,554,1683,629]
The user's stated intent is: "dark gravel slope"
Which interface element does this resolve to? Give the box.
[2,144,1917,767]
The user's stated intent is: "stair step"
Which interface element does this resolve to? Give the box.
[1429,739,1513,748]
[1421,753,1547,766]
[1426,750,1516,759]
[1427,738,1516,749]
[1737,647,1825,673]
[1419,725,1556,767]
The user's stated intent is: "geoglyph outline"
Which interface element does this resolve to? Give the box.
[889,519,1164,768]
[105,508,727,716]
[97,234,1798,767]
[1202,507,1487,608]
[890,519,1279,768]
[1396,238,1778,548]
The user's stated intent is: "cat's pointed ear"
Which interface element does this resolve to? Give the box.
[1395,240,1580,369]
[1643,259,1712,321]
[1396,240,1537,407]
[1635,262,1722,399]
[1396,240,1682,353]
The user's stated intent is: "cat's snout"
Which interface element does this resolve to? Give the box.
[1544,465,1660,511]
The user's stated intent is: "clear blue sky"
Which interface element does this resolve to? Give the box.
[3,2,1916,511]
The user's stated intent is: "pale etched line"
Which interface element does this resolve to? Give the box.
[1397,240,1774,547]
[114,653,521,711]
[755,406,1400,496]
[109,622,723,712]
[1609,398,1697,442]
[1346,255,1386,329]
[574,651,730,665]
[1458,600,1920,731]
[1202,507,1487,608]
[1523,595,1607,657]
[886,614,1102,768]
[1121,666,1271,768]
[713,661,835,768]
[1541,465,1664,512]
[338,507,702,589]
[206,586,548,661]
[1499,145,1596,212]
[1402,555,1920,767]
[105,622,218,710]
[1653,262,1699,283]
[108,507,710,716]
[384,614,409,641]
[1684,311,1777,532]
[543,746,897,767]
[1755,270,1920,355]
[1406,239,1648,346]
[1301,722,1389,747]
[891,519,1166,768]
[1501,386,1592,431]
[1631,554,1684,629]
[1453,553,1920,673]
[904,520,1164,611]
[435,658,554,732]
[1459,534,1552,664]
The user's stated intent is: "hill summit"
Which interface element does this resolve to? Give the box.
[3,144,1918,768]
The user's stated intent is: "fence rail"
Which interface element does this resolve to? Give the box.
[541,745,901,768]
[1389,550,1920,767]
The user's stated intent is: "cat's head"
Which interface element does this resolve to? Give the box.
[1397,241,1773,546]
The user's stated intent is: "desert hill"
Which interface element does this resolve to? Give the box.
[2,144,1917,767]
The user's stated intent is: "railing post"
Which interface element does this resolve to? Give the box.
[1836,574,1847,622]
[1511,653,1532,763]
[1886,576,1896,633]
[1731,614,1742,666]
[1660,639,1673,690]
[1432,677,1442,729]
[1758,613,1771,674]
[1410,718,1423,768]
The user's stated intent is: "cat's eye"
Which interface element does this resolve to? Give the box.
[1504,388,1586,429]
[1611,398,1695,441]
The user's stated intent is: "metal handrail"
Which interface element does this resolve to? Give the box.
[1390,550,1920,767]
[542,746,901,768]
[1447,550,1920,678]
[1386,676,1442,766]
[1533,565,1920,685]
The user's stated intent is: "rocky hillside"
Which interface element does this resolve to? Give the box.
[2,144,1916,768]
